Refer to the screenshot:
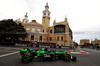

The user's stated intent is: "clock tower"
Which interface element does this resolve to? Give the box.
[42,3,50,33]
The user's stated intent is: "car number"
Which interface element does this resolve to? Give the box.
[44,54,50,57]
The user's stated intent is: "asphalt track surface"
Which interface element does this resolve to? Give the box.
[0,46,100,66]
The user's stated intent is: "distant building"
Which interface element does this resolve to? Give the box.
[15,3,73,46]
[80,39,90,45]
[91,38,100,45]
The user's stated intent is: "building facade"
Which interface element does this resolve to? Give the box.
[15,3,73,46]
[80,39,90,45]
[91,38,100,45]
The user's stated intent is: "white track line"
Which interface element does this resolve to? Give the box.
[0,51,19,58]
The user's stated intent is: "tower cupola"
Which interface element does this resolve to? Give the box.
[45,3,49,10]
[43,3,50,18]
[23,12,29,23]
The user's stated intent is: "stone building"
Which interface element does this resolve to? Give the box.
[15,3,73,47]
[80,39,90,45]
[91,38,100,45]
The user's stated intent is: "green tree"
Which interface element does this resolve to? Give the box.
[74,42,78,47]
[0,19,27,42]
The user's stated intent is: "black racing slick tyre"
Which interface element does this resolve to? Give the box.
[21,53,32,63]
[71,56,77,61]
[63,54,71,62]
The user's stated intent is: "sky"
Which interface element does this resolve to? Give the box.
[0,0,100,43]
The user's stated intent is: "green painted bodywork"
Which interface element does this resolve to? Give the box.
[20,48,73,60]
[20,49,29,56]
[34,48,45,59]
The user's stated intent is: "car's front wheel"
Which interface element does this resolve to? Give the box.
[21,53,32,63]
[71,55,77,61]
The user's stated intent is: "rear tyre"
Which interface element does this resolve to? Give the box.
[63,54,71,62]
[21,53,32,63]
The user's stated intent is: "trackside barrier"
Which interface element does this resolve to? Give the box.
[56,46,59,48]
[61,46,69,49]
[15,43,69,49]
[28,44,31,47]
[33,44,36,47]
[51,45,54,48]
[39,45,50,48]
[15,43,27,46]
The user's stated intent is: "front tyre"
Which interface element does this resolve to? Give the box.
[71,56,77,61]
[21,53,32,63]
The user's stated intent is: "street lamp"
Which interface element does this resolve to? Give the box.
[74,40,76,52]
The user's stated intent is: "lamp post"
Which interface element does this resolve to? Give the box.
[64,33,65,46]
[74,40,76,52]
[30,33,31,45]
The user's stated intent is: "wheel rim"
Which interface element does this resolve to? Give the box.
[23,55,29,61]
[66,55,70,60]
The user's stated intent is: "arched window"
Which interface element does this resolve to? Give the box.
[57,37,59,41]
[50,37,52,41]
[61,36,63,41]
[37,28,41,31]
[26,27,30,30]
[61,44,63,46]
[50,29,52,33]
[31,36,34,40]
[39,36,42,41]
[43,30,44,32]
[31,27,35,32]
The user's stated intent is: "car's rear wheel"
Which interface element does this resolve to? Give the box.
[63,54,71,62]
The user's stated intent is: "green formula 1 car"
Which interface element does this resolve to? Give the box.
[20,48,77,63]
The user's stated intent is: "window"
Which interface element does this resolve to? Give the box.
[57,37,59,41]
[47,37,48,41]
[44,13,46,15]
[50,29,52,33]
[31,36,34,40]
[26,27,30,30]
[61,36,63,41]
[54,25,65,33]
[37,28,41,31]
[43,30,44,32]
[39,36,42,41]
[31,27,35,32]
[50,37,52,41]
[61,44,63,46]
